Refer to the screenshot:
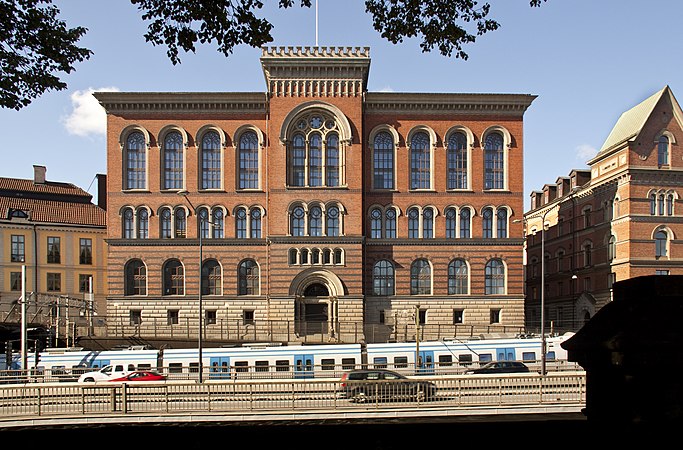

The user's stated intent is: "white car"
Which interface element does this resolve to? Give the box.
[77,364,136,382]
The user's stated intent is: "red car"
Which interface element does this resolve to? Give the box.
[109,370,167,382]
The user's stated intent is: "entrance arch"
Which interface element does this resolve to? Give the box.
[290,269,345,338]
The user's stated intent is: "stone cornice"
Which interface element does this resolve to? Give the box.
[94,92,268,115]
[365,92,537,116]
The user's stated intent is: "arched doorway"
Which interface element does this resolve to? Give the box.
[290,270,344,339]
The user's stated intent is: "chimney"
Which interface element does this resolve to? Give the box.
[96,173,107,211]
[33,165,46,184]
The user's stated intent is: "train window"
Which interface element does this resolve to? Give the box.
[321,358,335,370]
[255,361,269,372]
[522,352,536,361]
[127,364,135,371]
[169,363,183,373]
[438,355,453,366]
[393,356,408,368]
[547,351,556,361]
[373,357,387,369]
[458,354,473,365]
[479,354,492,363]
[275,360,290,372]
[234,361,249,372]
[138,364,151,370]
[341,358,356,370]
[115,365,124,371]
[189,362,199,373]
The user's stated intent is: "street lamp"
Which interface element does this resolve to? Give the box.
[178,190,204,383]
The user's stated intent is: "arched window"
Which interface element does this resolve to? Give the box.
[408,207,420,238]
[201,131,221,189]
[326,133,340,186]
[198,208,210,239]
[163,131,184,190]
[497,208,508,238]
[291,206,305,236]
[238,259,259,295]
[239,131,259,189]
[410,132,431,189]
[658,135,669,167]
[163,259,184,295]
[309,205,323,236]
[608,235,616,261]
[373,260,395,296]
[174,208,186,238]
[447,132,468,189]
[370,208,382,238]
[288,248,298,265]
[373,131,394,189]
[655,230,669,258]
[123,208,134,239]
[410,259,432,295]
[650,193,657,215]
[309,133,323,186]
[251,208,262,238]
[484,133,504,190]
[484,259,505,295]
[287,113,343,187]
[423,208,434,239]
[212,208,224,238]
[445,207,457,238]
[160,208,172,239]
[327,206,339,236]
[385,209,397,238]
[459,207,471,238]
[202,259,222,296]
[236,207,247,239]
[291,134,306,186]
[448,259,468,295]
[582,242,593,267]
[125,131,146,190]
[667,193,674,216]
[124,259,146,296]
[137,209,149,239]
[482,207,493,238]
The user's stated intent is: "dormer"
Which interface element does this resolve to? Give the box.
[530,190,543,210]
[543,184,557,204]
[556,177,570,198]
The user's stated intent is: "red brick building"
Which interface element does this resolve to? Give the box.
[525,86,683,333]
[96,47,535,344]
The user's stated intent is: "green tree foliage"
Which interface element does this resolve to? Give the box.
[1,0,546,110]
[0,0,92,110]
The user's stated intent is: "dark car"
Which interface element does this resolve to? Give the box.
[109,370,167,382]
[339,369,436,403]
[464,361,530,375]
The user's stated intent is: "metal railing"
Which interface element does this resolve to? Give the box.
[0,373,586,423]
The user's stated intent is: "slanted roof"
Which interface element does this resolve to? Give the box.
[589,86,683,164]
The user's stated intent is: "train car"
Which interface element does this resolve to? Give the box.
[365,333,575,375]
[160,343,363,380]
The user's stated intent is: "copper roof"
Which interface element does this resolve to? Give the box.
[0,177,105,227]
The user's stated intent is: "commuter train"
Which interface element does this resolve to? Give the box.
[4,333,576,381]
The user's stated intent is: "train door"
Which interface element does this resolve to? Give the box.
[209,356,230,380]
[294,354,314,379]
[93,359,110,369]
[496,347,516,361]
[417,350,434,374]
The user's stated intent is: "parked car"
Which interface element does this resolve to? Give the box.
[77,364,136,382]
[339,369,436,403]
[109,370,167,382]
[464,361,530,374]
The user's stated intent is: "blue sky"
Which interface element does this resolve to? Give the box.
[2,0,682,210]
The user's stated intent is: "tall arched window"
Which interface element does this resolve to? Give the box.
[372,260,395,296]
[448,259,468,295]
[202,259,222,296]
[608,235,616,261]
[124,259,147,296]
[497,208,508,238]
[163,131,184,190]
[482,207,493,238]
[385,209,397,238]
[408,207,420,238]
[291,134,306,186]
[201,131,221,189]
[423,207,434,239]
[174,208,186,238]
[410,132,431,189]
[655,230,669,258]
[370,208,382,238]
[137,208,149,239]
[484,133,504,190]
[326,134,340,186]
[291,206,305,236]
[212,209,224,238]
[239,131,259,189]
[373,131,394,189]
[484,259,505,295]
[309,205,323,236]
[160,208,172,239]
[125,131,146,190]
[445,207,457,238]
[410,259,432,295]
[198,208,210,238]
[236,207,247,239]
[123,208,134,239]
[287,113,343,187]
[251,209,262,238]
[327,206,339,236]
[658,135,669,167]
[447,132,468,189]
[163,259,184,296]
[238,259,259,295]
[459,208,471,238]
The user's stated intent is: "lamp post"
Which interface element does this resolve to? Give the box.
[178,190,204,383]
